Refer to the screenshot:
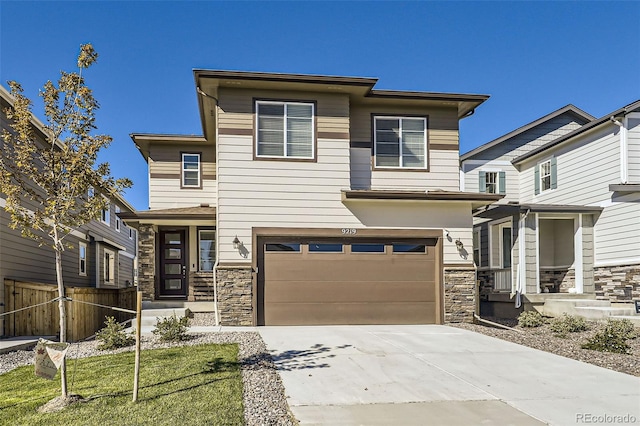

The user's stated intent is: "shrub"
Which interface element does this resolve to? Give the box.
[518,311,544,328]
[581,319,636,354]
[152,314,190,342]
[96,316,134,350]
[550,314,589,337]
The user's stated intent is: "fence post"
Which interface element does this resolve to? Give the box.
[133,291,142,402]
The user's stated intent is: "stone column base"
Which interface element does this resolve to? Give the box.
[444,268,476,323]
[216,265,253,325]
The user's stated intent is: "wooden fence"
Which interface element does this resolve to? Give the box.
[3,279,136,342]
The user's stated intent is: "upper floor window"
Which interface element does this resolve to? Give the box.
[115,206,121,232]
[256,101,314,159]
[535,158,557,195]
[374,116,427,169]
[182,153,201,187]
[479,171,505,194]
[101,197,110,226]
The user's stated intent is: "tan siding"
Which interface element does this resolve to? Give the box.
[370,149,459,191]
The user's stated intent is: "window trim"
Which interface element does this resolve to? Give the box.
[181,152,202,189]
[197,228,216,272]
[539,159,552,193]
[129,227,134,240]
[100,197,110,226]
[79,242,87,276]
[115,206,121,232]
[489,220,512,269]
[372,114,429,171]
[473,228,481,267]
[253,98,317,162]
[104,248,116,285]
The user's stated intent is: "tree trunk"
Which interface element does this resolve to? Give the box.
[55,248,68,398]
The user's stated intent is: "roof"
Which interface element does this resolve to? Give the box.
[512,99,640,164]
[118,205,216,221]
[342,189,503,209]
[461,105,595,161]
[129,133,208,162]
[1,85,136,213]
[194,70,490,141]
[474,202,603,219]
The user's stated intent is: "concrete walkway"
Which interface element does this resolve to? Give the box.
[258,325,640,426]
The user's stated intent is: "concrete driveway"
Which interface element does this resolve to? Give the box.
[258,325,640,425]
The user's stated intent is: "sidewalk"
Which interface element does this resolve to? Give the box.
[0,336,55,354]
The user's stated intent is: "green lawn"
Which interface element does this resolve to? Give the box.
[0,343,244,425]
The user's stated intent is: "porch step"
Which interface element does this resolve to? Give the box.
[543,298,611,317]
[610,315,640,327]
[142,301,215,312]
[574,306,636,320]
[139,308,190,328]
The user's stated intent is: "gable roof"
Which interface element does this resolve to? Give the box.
[1,84,136,213]
[460,105,595,161]
[512,99,640,164]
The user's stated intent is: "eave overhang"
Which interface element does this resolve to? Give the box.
[129,133,208,162]
[474,203,603,219]
[118,206,216,221]
[609,184,640,193]
[342,189,503,209]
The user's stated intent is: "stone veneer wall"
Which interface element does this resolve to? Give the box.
[477,270,493,300]
[539,268,575,293]
[444,268,476,323]
[594,264,640,301]
[216,265,253,325]
[137,224,156,300]
[189,271,215,302]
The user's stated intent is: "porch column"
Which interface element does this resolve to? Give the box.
[524,213,539,294]
[137,224,156,300]
[580,214,595,294]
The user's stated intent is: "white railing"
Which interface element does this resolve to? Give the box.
[494,269,512,292]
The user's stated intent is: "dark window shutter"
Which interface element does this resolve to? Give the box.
[550,157,557,189]
[498,171,506,195]
[479,171,486,193]
[534,166,540,195]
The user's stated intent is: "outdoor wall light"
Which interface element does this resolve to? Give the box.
[232,235,241,250]
[455,239,464,251]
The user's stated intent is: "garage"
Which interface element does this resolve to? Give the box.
[256,233,441,325]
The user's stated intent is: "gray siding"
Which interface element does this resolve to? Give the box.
[524,213,538,294]
[582,214,595,294]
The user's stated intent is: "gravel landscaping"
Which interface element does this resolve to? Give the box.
[0,321,297,426]
[452,317,640,377]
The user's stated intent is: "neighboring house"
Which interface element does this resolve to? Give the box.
[0,85,138,333]
[122,70,502,326]
[461,101,640,316]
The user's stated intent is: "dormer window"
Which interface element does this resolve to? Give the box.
[374,116,428,169]
[256,101,315,160]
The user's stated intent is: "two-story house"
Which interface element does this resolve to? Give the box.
[123,70,502,326]
[462,100,640,316]
[1,85,138,334]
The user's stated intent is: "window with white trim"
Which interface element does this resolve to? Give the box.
[79,242,87,276]
[115,206,121,232]
[478,170,505,194]
[129,227,135,240]
[104,249,115,284]
[490,222,512,268]
[182,153,201,187]
[256,101,314,159]
[198,229,215,271]
[101,197,110,226]
[535,157,557,195]
[473,228,481,267]
[374,116,427,169]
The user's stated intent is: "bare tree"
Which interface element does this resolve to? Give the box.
[0,44,131,397]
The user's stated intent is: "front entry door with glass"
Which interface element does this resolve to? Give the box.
[159,229,188,297]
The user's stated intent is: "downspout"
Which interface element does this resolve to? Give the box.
[198,86,221,327]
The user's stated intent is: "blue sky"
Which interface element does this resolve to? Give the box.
[1,1,639,210]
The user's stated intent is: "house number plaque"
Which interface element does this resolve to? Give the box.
[341,228,357,235]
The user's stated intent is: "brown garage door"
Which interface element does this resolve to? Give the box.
[257,238,440,325]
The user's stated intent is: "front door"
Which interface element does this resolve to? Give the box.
[159,229,188,298]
